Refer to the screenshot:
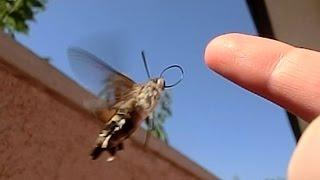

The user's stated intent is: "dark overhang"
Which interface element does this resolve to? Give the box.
[246,0,301,143]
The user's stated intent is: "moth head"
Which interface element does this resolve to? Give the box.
[141,51,183,89]
[151,78,165,90]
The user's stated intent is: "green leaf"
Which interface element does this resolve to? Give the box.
[15,19,28,33]
[31,0,45,9]
[4,16,16,29]
[11,0,24,12]
[0,0,46,36]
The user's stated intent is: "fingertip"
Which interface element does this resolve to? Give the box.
[204,33,240,71]
[204,33,261,81]
[204,35,217,68]
[204,33,320,120]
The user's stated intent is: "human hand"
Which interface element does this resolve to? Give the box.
[204,33,320,179]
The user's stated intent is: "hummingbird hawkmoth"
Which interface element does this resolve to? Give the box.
[68,48,183,161]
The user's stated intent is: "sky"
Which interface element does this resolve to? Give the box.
[16,0,296,179]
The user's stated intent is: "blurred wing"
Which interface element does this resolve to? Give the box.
[145,90,171,144]
[68,47,135,107]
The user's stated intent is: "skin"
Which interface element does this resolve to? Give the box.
[204,33,320,179]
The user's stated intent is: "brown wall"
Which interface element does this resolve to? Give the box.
[265,0,320,49]
[0,33,218,180]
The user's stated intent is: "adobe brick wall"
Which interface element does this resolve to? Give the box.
[0,33,218,180]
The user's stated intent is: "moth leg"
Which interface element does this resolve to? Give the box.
[144,114,155,147]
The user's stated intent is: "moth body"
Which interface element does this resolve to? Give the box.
[68,48,182,161]
[90,78,165,160]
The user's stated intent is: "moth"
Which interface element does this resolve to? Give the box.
[68,48,183,161]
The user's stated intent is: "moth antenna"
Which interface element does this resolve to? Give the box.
[141,51,152,79]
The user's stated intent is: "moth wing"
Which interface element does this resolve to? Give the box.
[68,47,136,111]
